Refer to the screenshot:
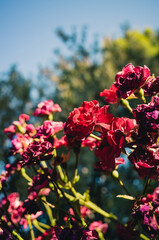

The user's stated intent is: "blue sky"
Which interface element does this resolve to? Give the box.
[0,0,159,77]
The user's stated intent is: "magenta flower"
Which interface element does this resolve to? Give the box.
[132,187,159,238]
[143,76,159,96]
[34,100,62,116]
[35,120,64,139]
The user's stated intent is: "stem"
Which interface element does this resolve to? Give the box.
[41,196,55,226]
[53,181,82,224]
[140,233,150,240]
[111,170,132,196]
[12,230,24,240]
[37,221,50,229]
[1,216,24,240]
[26,215,35,240]
[89,133,102,141]
[32,219,45,233]
[64,191,119,224]
[20,168,33,182]
[74,152,79,172]
[141,176,150,196]
[57,165,65,181]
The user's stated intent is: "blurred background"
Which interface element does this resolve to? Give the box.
[0,0,159,239]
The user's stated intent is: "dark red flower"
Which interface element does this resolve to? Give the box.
[128,145,159,179]
[132,187,159,238]
[28,171,53,194]
[115,63,150,99]
[22,140,53,166]
[100,84,118,103]
[143,76,159,96]
[133,96,159,144]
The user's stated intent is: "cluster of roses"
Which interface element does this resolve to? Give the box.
[0,63,159,239]
[132,187,159,238]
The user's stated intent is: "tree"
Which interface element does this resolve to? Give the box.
[41,27,159,121]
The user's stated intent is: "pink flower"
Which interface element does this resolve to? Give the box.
[4,124,16,134]
[34,100,62,116]
[19,114,30,123]
[11,134,31,154]
[53,136,67,148]
[89,221,108,234]
[35,120,64,138]
[80,206,92,218]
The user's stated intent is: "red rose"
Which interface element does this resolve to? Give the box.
[64,100,100,141]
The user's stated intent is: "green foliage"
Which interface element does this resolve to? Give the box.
[41,27,159,121]
[103,28,159,75]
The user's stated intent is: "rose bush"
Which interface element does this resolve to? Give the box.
[0,63,158,240]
